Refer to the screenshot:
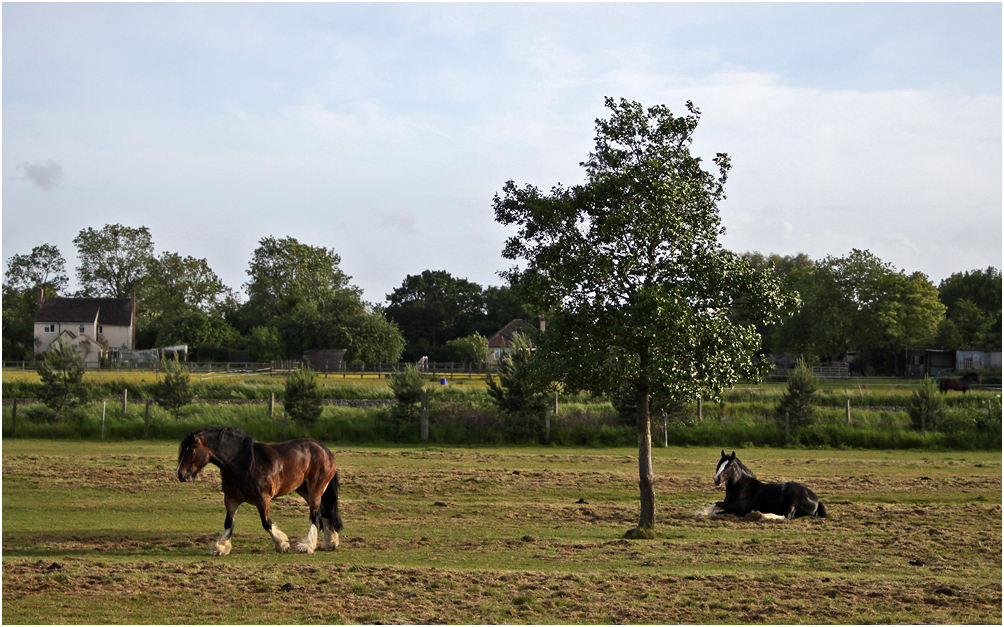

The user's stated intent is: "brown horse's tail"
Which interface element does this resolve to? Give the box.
[322,471,343,532]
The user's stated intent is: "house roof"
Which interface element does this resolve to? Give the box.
[487,318,538,348]
[34,297,134,326]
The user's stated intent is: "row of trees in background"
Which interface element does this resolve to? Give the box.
[743,251,1001,374]
[5,229,997,371]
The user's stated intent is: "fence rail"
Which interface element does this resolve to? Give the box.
[1,360,500,379]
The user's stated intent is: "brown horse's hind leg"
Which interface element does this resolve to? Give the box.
[256,498,289,554]
[296,483,323,554]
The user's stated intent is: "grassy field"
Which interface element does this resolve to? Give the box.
[2,440,1000,624]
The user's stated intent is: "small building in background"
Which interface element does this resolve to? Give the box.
[33,289,136,368]
[303,349,347,373]
[486,318,540,364]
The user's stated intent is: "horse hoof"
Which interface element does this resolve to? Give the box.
[296,543,314,554]
[277,542,290,554]
[211,540,232,556]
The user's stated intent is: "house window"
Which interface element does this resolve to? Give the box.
[98,325,103,334]
[44,324,55,333]
[79,325,86,335]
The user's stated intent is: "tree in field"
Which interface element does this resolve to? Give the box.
[73,224,154,297]
[384,270,486,359]
[142,252,234,318]
[446,333,489,365]
[246,326,285,362]
[242,236,361,326]
[776,358,819,427]
[284,365,323,426]
[388,364,428,416]
[495,98,793,531]
[155,356,194,419]
[770,249,947,372]
[36,338,87,422]
[485,331,550,416]
[938,267,1001,349]
[4,243,70,295]
[3,244,70,360]
[905,376,946,431]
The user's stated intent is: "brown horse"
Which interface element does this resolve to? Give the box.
[939,372,980,394]
[176,426,342,556]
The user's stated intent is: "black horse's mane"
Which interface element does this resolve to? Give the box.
[180,426,260,471]
[723,455,757,482]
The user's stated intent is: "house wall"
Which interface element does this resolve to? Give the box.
[100,324,133,351]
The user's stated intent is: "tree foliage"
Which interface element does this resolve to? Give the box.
[495,97,793,529]
[155,356,194,418]
[385,270,486,357]
[36,338,87,422]
[776,358,819,427]
[446,333,489,364]
[485,331,550,415]
[768,249,947,371]
[4,243,69,295]
[284,365,323,426]
[905,376,946,431]
[388,364,428,410]
[73,224,154,297]
[243,236,360,326]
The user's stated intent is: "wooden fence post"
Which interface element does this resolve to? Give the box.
[697,397,703,422]
[101,401,107,440]
[845,398,851,425]
[144,401,151,439]
[122,388,128,415]
[269,392,275,420]
[663,411,668,448]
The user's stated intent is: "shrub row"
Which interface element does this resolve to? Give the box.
[4,398,1000,450]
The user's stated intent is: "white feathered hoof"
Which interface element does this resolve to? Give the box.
[211,538,232,556]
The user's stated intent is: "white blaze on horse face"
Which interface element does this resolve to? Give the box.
[296,523,318,554]
[714,458,731,484]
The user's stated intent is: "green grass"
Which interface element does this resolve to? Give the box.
[2,441,1001,623]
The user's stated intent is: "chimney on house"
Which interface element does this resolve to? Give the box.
[538,314,546,332]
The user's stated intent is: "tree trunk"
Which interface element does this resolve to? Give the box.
[637,346,655,529]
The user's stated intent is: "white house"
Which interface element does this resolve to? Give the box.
[33,289,136,368]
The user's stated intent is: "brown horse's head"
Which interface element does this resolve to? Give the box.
[177,431,213,482]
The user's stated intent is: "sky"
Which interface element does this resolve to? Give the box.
[3,2,1001,305]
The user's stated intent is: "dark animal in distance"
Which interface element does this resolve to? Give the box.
[939,372,980,394]
[176,426,342,556]
[712,450,827,520]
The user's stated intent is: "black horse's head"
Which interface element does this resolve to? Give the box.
[177,426,253,482]
[714,450,755,486]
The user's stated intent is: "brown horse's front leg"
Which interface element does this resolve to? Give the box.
[256,498,289,554]
[212,497,241,556]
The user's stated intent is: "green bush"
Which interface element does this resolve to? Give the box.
[154,357,194,419]
[35,339,87,422]
[284,366,322,426]
[905,376,947,431]
[776,358,818,427]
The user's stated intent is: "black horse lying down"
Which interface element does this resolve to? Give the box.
[704,450,827,520]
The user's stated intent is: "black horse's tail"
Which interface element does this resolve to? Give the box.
[816,501,828,518]
[322,471,344,532]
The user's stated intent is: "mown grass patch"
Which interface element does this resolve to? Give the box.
[2,441,1000,624]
